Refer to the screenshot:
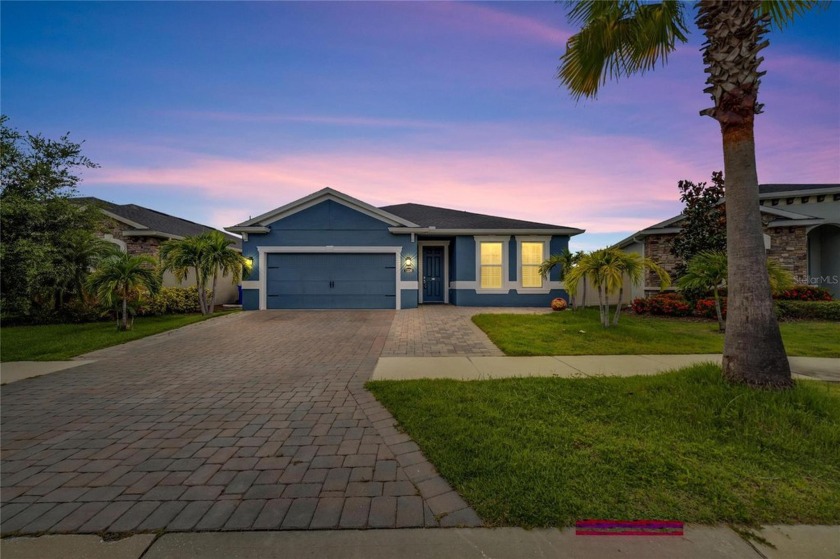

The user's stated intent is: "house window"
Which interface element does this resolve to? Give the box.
[480,242,503,289]
[520,242,544,288]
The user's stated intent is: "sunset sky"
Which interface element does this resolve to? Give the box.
[3,1,838,250]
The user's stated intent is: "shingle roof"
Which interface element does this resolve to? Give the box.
[759,184,840,195]
[380,202,576,231]
[76,197,242,249]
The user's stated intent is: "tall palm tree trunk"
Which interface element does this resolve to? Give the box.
[720,130,789,386]
[697,0,791,387]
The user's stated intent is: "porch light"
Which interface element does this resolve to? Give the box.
[404,256,414,272]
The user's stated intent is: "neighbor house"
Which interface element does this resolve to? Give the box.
[226,188,584,310]
[615,184,840,299]
[78,197,243,304]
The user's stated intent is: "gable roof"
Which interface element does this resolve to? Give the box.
[381,203,583,234]
[614,183,839,248]
[760,184,840,197]
[227,188,419,232]
[227,188,584,236]
[77,197,242,249]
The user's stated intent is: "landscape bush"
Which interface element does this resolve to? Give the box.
[693,297,727,320]
[634,293,838,322]
[631,293,692,317]
[136,287,203,316]
[776,300,840,321]
[774,285,832,302]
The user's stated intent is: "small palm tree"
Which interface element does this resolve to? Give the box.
[565,249,620,327]
[612,251,670,325]
[87,252,161,330]
[539,248,581,309]
[62,232,121,306]
[678,251,729,332]
[679,250,794,332]
[566,248,669,327]
[202,231,250,313]
[160,235,209,313]
[161,231,250,315]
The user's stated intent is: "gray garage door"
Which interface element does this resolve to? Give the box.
[266,253,397,309]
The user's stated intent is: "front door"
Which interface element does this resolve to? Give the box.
[422,247,444,303]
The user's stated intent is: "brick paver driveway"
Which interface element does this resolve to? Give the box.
[1,311,480,535]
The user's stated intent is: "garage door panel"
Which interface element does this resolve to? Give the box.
[265,252,396,309]
[266,279,331,296]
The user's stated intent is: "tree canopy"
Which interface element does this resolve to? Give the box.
[1,116,102,320]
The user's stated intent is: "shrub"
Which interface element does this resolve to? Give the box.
[136,287,203,316]
[776,300,840,321]
[631,297,650,314]
[774,285,832,301]
[694,297,727,320]
[632,293,693,317]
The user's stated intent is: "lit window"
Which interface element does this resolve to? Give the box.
[521,242,544,288]
[480,242,503,289]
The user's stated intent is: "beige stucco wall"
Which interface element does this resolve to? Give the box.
[99,217,240,305]
[161,269,240,305]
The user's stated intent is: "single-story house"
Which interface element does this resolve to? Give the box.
[226,188,584,310]
[78,197,243,303]
[615,183,840,299]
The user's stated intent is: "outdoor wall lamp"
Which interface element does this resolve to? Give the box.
[404,256,414,273]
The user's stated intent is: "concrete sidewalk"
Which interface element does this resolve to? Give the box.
[372,354,840,382]
[0,360,97,384]
[2,525,838,559]
[5,355,835,386]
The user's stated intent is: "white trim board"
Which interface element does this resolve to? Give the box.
[234,188,418,228]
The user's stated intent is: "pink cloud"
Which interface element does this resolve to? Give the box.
[416,2,570,47]
[85,127,708,235]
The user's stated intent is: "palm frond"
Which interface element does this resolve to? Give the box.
[759,0,826,29]
[559,0,689,99]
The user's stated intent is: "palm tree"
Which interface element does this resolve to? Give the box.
[612,251,670,325]
[566,248,671,327]
[201,231,250,313]
[558,0,819,388]
[678,250,729,332]
[87,252,161,330]
[161,231,250,315]
[539,248,581,309]
[679,250,795,332]
[565,249,617,327]
[160,235,210,314]
[62,232,121,306]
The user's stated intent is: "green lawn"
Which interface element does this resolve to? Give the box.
[368,365,840,527]
[472,308,840,357]
[0,313,234,361]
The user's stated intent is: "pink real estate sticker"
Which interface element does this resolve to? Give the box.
[576,519,684,536]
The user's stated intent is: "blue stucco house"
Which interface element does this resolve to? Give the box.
[226,188,584,310]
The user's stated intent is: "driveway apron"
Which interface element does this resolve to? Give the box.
[0,311,480,535]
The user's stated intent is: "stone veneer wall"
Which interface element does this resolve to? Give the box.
[642,226,808,292]
[644,233,679,290]
[99,217,164,258]
[765,226,807,280]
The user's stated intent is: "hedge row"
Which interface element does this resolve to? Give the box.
[775,300,840,321]
[773,285,833,302]
[632,293,839,321]
[136,287,203,316]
